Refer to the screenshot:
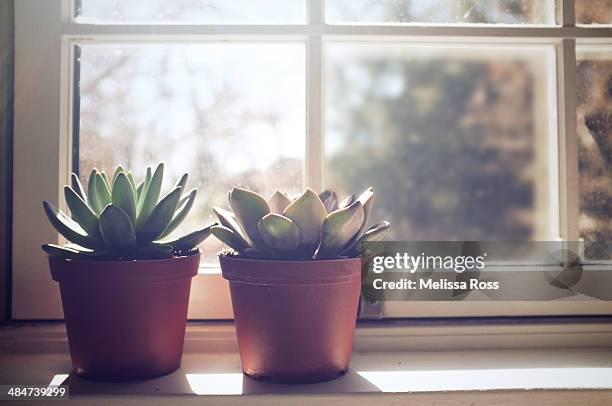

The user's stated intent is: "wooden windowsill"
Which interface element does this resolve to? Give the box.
[1,321,611,405]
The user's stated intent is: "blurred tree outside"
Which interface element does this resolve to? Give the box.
[326,56,537,241]
[577,58,612,259]
[576,0,612,24]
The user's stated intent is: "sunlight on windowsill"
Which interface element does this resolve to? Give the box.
[356,368,612,393]
[33,351,612,397]
[186,373,244,395]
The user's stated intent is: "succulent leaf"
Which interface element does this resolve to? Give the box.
[127,171,137,192]
[167,224,214,252]
[344,187,374,249]
[339,194,356,209]
[211,225,250,252]
[361,221,390,242]
[43,201,99,249]
[138,186,181,241]
[137,167,152,208]
[64,242,98,252]
[321,191,339,213]
[100,170,110,189]
[136,181,144,202]
[134,243,174,259]
[111,172,137,224]
[64,186,100,239]
[342,221,390,256]
[213,206,244,238]
[100,170,112,192]
[44,243,106,260]
[137,163,164,227]
[178,193,191,207]
[158,188,197,239]
[316,201,365,259]
[176,173,188,192]
[318,190,332,202]
[42,243,82,259]
[71,173,87,201]
[87,169,102,214]
[268,190,292,214]
[111,165,124,186]
[258,213,300,251]
[229,187,270,249]
[94,172,112,208]
[243,247,268,259]
[98,204,137,248]
[282,188,326,256]
[356,187,374,228]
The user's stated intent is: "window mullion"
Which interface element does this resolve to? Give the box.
[560,0,576,26]
[307,0,324,24]
[562,40,579,242]
[305,0,325,192]
[557,39,579,243]
[305,34,323,192]
[555,0,579,242]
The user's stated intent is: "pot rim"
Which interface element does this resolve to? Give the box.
[217,251,362,265]
[219,252,362,286]
[49,251,200,285]
[48,249,200,265]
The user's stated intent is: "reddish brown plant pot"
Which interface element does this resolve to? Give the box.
[219,254,361,384]
[49,252,199,382]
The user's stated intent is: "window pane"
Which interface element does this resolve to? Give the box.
[576,0,612,25]
[326,0,555,24]
[325,43,554,241]
[577,48,612,259]
[76,0,306,23]
[77,44,305,265]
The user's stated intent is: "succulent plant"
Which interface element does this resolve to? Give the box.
[42,163,214,260]
[211,187,390,260]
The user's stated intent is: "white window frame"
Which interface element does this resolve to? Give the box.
[12,0,612,319]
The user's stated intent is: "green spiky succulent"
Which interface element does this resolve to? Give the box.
[42,163,214,260]
[210,187,390,260]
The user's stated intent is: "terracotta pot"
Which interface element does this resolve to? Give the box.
[220,254,362,384]
[49,252,199,382]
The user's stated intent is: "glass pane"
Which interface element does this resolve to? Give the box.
[326,0,555,24]
[576,0,612,25]
[325,43,554,241]
[577,49,612,259]
[76,0,306,24]
[77,44,305,265]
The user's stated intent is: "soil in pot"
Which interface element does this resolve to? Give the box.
[49,252,199,382]
[220,254,361,384]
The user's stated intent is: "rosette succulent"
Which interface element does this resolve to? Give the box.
[211,187,390,260]
[42,163,214,260]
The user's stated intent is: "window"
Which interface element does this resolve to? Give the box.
[325,42,555,241]
[76,43,306,266]
[12,0,612,319]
